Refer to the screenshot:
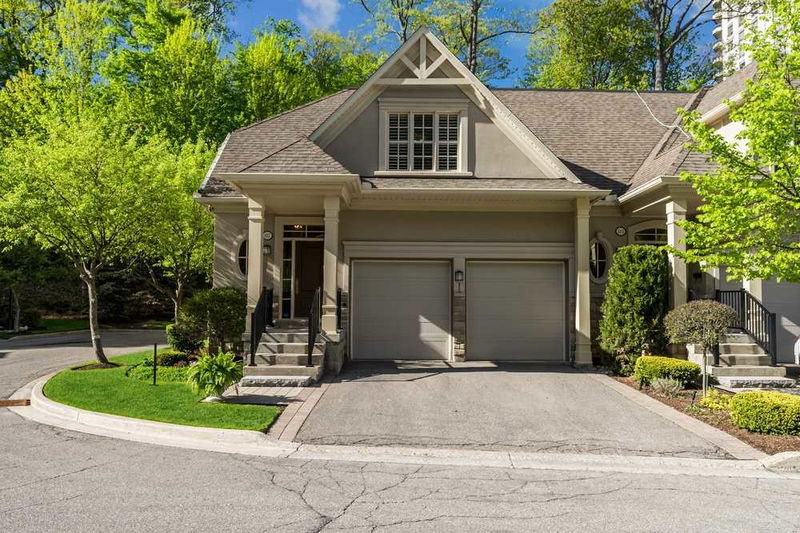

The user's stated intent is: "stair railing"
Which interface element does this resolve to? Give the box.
[307,287,322,367]
[715,288,778,366]
[249,287,273,367]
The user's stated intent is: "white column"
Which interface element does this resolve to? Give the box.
[666,198,688,309]
[574,197,592,366]
[246,199,265,322]
[322,196,340,334]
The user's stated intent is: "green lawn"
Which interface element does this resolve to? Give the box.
[43,350,280,432]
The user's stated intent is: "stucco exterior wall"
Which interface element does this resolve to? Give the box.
[212,209,276,290]
[325,86,549,179]
[340,210,574,242]
[762,281,800,363]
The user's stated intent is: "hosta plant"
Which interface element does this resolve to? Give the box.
[186,350,243,401]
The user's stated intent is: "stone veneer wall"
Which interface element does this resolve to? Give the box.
[452,294,466,361]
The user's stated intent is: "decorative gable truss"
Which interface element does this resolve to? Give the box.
[311,27,583,183]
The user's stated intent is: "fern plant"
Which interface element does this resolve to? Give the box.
[186,350,243,399]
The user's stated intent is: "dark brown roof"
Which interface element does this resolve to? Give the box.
[199,89,355,196]
[697,61,757,115]
[494,89,695,195]
[201,78,754,198]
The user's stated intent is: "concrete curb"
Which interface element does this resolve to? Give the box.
[593,374,767,460]
[8,375,799,480]
[761,452,800,473]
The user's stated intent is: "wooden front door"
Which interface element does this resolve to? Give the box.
[294,241,323,317]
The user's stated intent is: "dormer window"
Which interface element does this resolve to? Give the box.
[379,99,469,175]
[387,112,459,171]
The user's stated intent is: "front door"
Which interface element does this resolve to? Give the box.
[294,241,323,317]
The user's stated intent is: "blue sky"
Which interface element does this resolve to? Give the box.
[227,0,550,86]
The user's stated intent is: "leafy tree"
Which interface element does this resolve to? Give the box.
[357,0,431,43]
[665,300,737,393]
[524,0,650,89]
[679,0,800,283]
[144,140,215,321]
[0,0,61,86]
[599,246,670,374]
[639,0,715,90]
[0,115,171,363]
[305,30,385,94]
[424,0,536,80]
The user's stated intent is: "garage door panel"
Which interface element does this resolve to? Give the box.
[352,261,451,360]
[467,262,565,361]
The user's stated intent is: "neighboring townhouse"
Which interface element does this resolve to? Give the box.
[195,28,800,384]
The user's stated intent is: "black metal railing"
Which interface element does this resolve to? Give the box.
[715,288,778,366]
[336,288,343,331]
[307,287,322,367]
[249,287,273,367]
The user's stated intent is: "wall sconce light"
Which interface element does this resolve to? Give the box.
[454,270,464,293]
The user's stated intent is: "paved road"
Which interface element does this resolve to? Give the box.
[1,333,800,531]
[297,362,725,459]
[0,329,166,398]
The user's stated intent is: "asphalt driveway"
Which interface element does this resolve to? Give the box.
[296,362,728,459]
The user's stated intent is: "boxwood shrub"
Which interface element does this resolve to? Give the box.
[729,391,800,435]
[633,355,701,387]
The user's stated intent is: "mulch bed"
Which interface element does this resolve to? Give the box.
[71,362,121,371]
[615,376,800,455]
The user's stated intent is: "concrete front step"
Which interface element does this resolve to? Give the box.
[275,318,308,329]
[240,375,314,387]
[263,331,312,343]
[259,342,324,355]
[245,364,322,377]
[716,376,797,389]
[709,365,787,377]
[257,353,323,366]
[689,343,765,356]
[695,354,772,366]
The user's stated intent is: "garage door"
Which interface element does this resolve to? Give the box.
[467,261,565,361]
[351,261,451,360]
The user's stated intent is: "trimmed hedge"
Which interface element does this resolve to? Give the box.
[633,356,701,387]
[729,391,800,436]
[156,349,194,367]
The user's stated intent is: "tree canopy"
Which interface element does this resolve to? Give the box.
[679,0,800,283]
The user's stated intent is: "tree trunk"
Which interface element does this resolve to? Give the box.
[654,48,666,91]
[172,279,184,323]
[10,288,20,332]
[466,0,480,73]
[80,267,108,364]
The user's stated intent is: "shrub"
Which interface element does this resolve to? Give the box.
[156,349,194,367]
[729,391,800,435]
[186,350,243,398]
[166,322,204,354]
[665,300,738,357]
[21,308,41,328]
[650,377,683,397]
[181,288,246,353]
[599,246,670,370]
[699,390,731,411]
[126,364,189,383]
[634,356,701,387]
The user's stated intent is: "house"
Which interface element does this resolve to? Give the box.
[195,28,800,383]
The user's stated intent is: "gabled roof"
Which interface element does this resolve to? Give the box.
[495,89,696,195]
[697,61,757,115]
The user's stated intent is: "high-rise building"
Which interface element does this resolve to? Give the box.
[712,0,768,76]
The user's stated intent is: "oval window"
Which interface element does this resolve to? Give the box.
[590,239,609,281]
[238,240,247,276]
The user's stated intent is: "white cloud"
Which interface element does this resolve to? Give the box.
[298,0,342,30]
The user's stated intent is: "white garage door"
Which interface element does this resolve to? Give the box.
[467,261,565,361]
[351,261,451,360]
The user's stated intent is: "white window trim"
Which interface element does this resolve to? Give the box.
[232,232,248,280]
[378,98,469,174]
[627,220,668,246]
[589,235,613,284]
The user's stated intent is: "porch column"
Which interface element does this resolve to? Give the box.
[322,196,340,334]
[574,197,592,366]
[666,198,688,309]
[246,199,265,321]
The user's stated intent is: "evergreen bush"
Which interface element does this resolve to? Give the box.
[599,245,670,373]
[729,391,800,435]
[181,288,246,353]
[633,355,701,387]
